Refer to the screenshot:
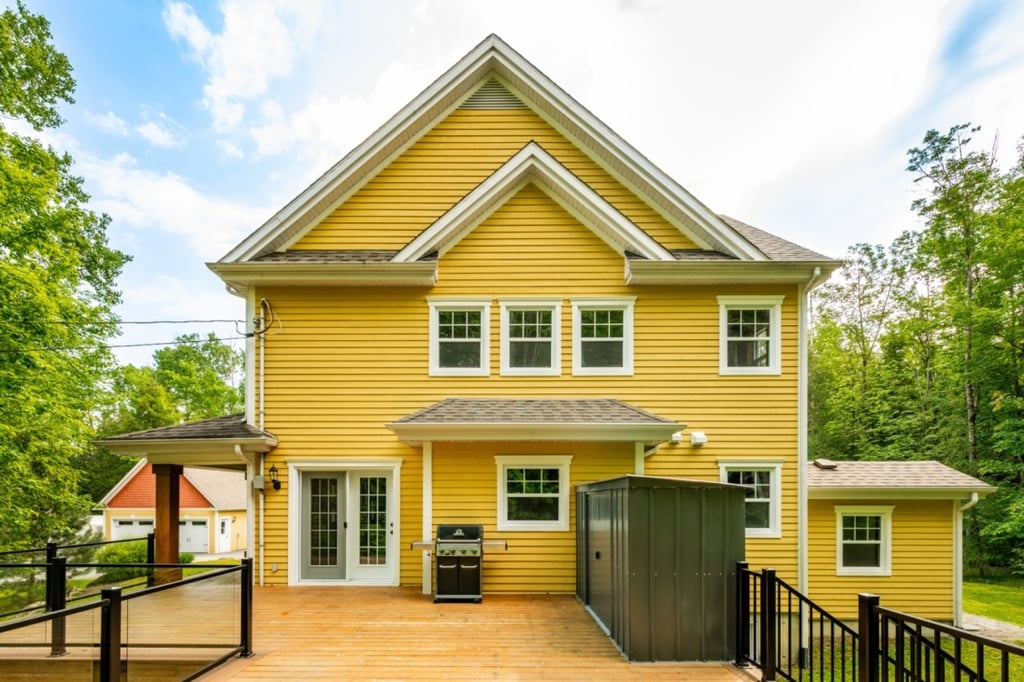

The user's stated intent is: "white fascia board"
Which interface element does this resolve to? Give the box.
[386,422,682,446]
[487,48,765,261]
[809,487,997,500]
[95,437,276,460]
[628,260,839,285]
[207,262,437,292]
[394,142,674,262]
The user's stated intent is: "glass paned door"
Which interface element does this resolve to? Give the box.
[301,473,346,580]
[349,472,394,582]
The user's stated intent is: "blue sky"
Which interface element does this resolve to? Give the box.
[15,0,1024,366]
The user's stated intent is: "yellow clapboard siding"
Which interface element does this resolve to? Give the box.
[806,499,955,620]
[293,108,699,252]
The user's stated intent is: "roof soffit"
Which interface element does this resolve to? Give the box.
[394,142,674,262]
[216,34,767,267]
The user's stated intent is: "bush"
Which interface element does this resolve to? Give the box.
[91,540,194,585]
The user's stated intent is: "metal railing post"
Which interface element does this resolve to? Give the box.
[45,542,58,564]
[99,587,122,682]
[858,593,880,682]
[240,557,255,657]
[45,556,67,656]
[761,568,777,682]
[146,533,156,587]
[735,561,749,666]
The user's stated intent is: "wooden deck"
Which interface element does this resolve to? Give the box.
[201,586,756,681]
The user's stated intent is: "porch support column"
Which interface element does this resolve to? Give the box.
[421,442,433,595]
[153,463,183,583]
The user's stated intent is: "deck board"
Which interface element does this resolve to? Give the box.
[200,586,755,681]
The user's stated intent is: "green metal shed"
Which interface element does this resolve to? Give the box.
[575,475,746,662]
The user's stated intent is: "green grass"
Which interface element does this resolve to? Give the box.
[964,577,1024,629]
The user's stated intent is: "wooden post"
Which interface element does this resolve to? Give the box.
[152,463,183,583]
[858,593,880,682]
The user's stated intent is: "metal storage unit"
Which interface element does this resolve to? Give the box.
[576,475,746,662]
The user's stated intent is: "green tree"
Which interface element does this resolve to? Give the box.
[154,333,244,420]
[0,2,129,548]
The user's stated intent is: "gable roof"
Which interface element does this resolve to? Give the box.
[388,397,682,446]
[807,460,996,499]
[100,458,247,509]
[209,34,839,292]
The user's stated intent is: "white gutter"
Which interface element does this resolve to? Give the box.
[953,492,980,627]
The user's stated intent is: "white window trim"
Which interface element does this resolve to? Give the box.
[571,296,635,376]
[499,298,562,376]
[428,298,491,376]
[718,458,783,539]
[495,455,572,531]
[717,295,784,376]
[835,505,893,577]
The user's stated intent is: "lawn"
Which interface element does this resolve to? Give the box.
[964,577,1024,628]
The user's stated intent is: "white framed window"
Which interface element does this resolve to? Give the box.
[835,506,893,576]
[428,298,490,376]
[500,299,561,376]
[571,297,635,376]
[495,455,572,531]
[717,296,784,375]
[718,459,783,539]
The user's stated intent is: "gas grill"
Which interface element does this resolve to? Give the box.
[434,524,483,602]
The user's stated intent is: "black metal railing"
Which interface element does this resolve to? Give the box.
[0,543,253,681]
[738,564,1024,682]
[736,561,858,681]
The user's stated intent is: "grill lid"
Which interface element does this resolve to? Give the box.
[436,524,483,541]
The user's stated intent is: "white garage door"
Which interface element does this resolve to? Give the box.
[179,519,209,554]
[111,518,154,541]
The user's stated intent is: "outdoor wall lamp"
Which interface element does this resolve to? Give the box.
[268,465,281,490]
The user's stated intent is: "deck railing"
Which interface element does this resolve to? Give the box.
[738,563,1024,682]
[0,547,253,681]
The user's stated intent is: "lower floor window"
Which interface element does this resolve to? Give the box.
[495,455,571,531]
[836,506,893,576]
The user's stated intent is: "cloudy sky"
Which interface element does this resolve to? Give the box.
[20,0,1024,365]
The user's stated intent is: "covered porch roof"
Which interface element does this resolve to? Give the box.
[94,414,278,471]
[387,397,683,447]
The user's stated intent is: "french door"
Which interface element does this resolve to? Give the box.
[297,468,396,584]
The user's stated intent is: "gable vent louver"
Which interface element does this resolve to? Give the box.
[459,79,527,109]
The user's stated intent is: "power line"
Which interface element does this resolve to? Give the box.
[0,335,249,354]
[26,318,244,326]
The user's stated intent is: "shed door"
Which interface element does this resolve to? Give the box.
[587,490,614,630]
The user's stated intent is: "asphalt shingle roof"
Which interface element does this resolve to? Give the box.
[393,398,677,425]
[101,414,272,441]
[719,215,835,262]
[807,459,995,491]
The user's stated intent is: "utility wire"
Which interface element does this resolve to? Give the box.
[25,318,244,326]
[0,335,249,354]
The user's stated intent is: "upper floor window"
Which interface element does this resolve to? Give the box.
[500,299,561,376]
[718,459,783,539]
[428,298,490,376]
[836,506,893,576]
[495,455,572,531]
[717,296,784,375]
[571,297,635,376]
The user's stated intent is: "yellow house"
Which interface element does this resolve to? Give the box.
[807,459,994,624]
[98,35,990,626]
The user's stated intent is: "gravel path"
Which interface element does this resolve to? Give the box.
[961,612,1024,643]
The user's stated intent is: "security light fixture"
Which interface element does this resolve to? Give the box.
[268,465,281,490]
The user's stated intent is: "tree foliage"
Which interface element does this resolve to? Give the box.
[810,124,1024,573]
[0,3,129,549]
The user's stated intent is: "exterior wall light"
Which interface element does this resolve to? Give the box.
[268,465,281,490]
[690,431,708,447]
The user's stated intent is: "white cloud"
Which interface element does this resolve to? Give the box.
[135,121,181,148]
[78,152,274,261]
[163,0,327,131]
[86,111,130,136]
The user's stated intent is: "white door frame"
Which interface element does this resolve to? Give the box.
[287,458,403,586]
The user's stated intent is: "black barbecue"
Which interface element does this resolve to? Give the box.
[434,524,483,602]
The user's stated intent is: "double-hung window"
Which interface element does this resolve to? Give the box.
[836,506,892,576]
[428,299,490,376]
[717,296,784,375]
[571,297,635,375]
[495,455,571,531]
[718,459,782,538]
[500,299,561,376]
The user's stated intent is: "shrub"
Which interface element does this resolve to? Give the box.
[91,540,194,585]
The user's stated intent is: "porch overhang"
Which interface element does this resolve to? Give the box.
[627,259,839,286]
[387,397,683,447]
[207,260,437,294]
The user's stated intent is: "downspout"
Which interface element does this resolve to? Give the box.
[954,492,979,627]
[798,267,823,595]
[258,302,266,586]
